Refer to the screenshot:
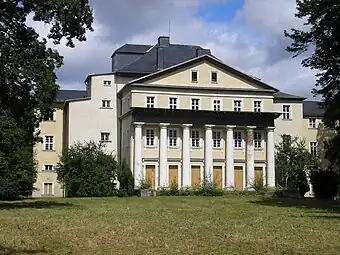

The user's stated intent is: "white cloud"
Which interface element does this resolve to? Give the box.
[26,0,316,98]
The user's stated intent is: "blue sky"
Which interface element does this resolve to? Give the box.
[197,0,244,22]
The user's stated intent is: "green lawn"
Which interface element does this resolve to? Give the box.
[1,195,340,255]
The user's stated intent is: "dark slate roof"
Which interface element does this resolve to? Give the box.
[56,90,87,103]
[114,44,153,54]
[273,91,306,100]
[303,101,324,117]
[117,44,211,74]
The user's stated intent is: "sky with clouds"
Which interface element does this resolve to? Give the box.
[28,0,317,99]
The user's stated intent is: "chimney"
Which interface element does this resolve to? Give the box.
[158,36,170,47]
[157,36,169,70]
[196,48,211,57]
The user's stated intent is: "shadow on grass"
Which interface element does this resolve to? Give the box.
[250,197,340,213]
[0,200,74,210]
[0,244,46,254]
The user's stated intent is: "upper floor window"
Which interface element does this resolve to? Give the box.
[44,136,54,151]
[168,129,178,147]
[191,98,200,110]
[310,142,317,156]
[233,131,242,148]
[146,96,155,108]
[43,111,55,121]
[191,130,200,148]
[213,99,221,111]
[169,97,178,109]
[102,99,111,108]
[282,105,291,119]
[253,101,262,112]
[254,132,262,148]
[211,71,218,83]
[44,165,54,171]
[145,129,155,147]
[309,118,316,128]
[100,132,110,142]
[103,80,111,86]
[233,100,242,112]
[213,131,221,148]
[191,70,198,83]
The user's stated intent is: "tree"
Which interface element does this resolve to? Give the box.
[275,135,315,196]
[56,141,118,197]
[116,159,135,196]
[0,1,93,199]
[284,0,340,172]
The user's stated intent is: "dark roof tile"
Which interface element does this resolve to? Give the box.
[114,44,153,54]
[273,91,306,100]
[303,101,324,117]
[56,90,87,102]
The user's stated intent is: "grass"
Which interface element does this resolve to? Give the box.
[1,195,340,255]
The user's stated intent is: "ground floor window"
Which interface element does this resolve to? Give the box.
[43,183,53,195]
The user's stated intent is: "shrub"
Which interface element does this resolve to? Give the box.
[250,175,266,194]
[310,170,339,200]
[116,159,134,196]
[139,179,152,189]
[56,141,117,197]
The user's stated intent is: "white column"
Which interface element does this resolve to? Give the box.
[246,126,256,189]
[266,127,275,187]
[226,125,235,189]
[134,122,144,188]
[182,124,192,187]
[204,125,214,183]
[159,123,169,187]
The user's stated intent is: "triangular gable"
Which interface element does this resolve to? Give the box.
[127,55,279,92]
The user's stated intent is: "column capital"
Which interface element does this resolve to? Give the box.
[266,126,275,131]
[246,126,256,130]
[226,125,236,130]
[160,123,170,128]
[182,124,193,128]
[204,124,215,129]
[133,122,144,126]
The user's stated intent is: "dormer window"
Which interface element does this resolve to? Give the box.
[191,71,198,83]
[211,71,218,83]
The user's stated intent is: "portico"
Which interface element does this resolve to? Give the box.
[132,107,279,190]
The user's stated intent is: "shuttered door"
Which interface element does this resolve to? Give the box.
[213,166,222,189]
[255,167,263,180]
[169,165,178,186]
[191,166,201,187]
[234,166,243,190]
[146,165,155,188]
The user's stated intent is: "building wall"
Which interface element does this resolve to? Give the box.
[302,117,323,151]
[148,61,264,90]
[68,74,117,155]
[131,88,274,112]
[33,107,64,197]
[273,101,304,143]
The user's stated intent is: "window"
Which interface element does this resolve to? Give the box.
[253,101,262,112]
[211,71,218,83]
[254,132,262,148]
[233,100,242,112]
[282,105,291,119]
[100,132,110,141]
[168,129,178,147]
[102,100,111,108]
[146,96,155,108]
[233,131,242,148]
[103,80,111,86]
[169,97,178,109]
[146,129,155,146]
[191,98,200,110]
[43,111,54,121]
[191,70,198,83]
[191,130,200,147]
[43,183,53,195]
[213,99,221,111]
[310,142,317,156]
[44,136,54,151]
[43,165,54,171]
[309,118,316,128]
[213,131,221,148]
